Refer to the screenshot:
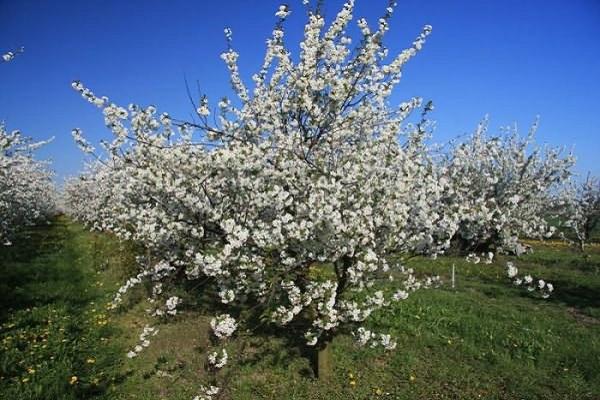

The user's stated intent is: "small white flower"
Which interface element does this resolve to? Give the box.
[275,5,291,18]
[197,105,210,116]
[538,279,545,289]
[355,327,372,346]
[379,334,397,350]
[207,348,228,369]
[506,262,518,278]
[393,290,409,301]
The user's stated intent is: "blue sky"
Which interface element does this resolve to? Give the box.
[1,0,599,182]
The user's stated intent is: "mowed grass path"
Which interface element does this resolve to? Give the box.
[0,217,129,400]
[1,219,600,399]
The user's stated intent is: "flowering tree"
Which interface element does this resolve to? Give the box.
[1,49,56,245]
[0,126,56,245]
[65,0,454,384]
[64,2,571,395]
[442,118,574,255]
[63,161,122,233]
[557,174,600,251]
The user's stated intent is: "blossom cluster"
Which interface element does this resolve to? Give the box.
[207,348,228,369]
[465,252,494,264]
[126,325,159,358]
[210,314,238,340]
[506,262,554,299]
[192,385,220,400]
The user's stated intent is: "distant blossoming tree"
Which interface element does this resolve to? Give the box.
[442,118,574,255]
[1,48,56,245]
[557,174,600,251]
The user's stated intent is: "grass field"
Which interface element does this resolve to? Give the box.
[1,218,599,399]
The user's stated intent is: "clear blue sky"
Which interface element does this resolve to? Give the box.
[1,0,599,182]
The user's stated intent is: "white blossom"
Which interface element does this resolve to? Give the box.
[210,314,237,339]
[207,348,228,369]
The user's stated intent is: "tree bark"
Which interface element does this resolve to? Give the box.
[316,339,333,381]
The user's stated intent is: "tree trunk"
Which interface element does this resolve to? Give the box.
[315,340,333,381]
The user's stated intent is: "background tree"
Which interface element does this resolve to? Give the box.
[442,118,574,255]
[558,174,600,251]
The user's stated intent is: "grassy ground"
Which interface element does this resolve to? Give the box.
[0,217,133,400]
[1,219,599,399]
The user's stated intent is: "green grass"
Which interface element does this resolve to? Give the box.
[0,217,133,400]
[1,219,600,399]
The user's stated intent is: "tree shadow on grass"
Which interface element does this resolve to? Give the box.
[178,281,320,379]
[234,321,318,379]
[549,280,600,314]
[0,218,90,321]
[470,271,600,319]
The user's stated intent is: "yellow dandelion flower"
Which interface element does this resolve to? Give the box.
[349,380,356,386]
[69,376,78,385]
[86,358,96,364]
